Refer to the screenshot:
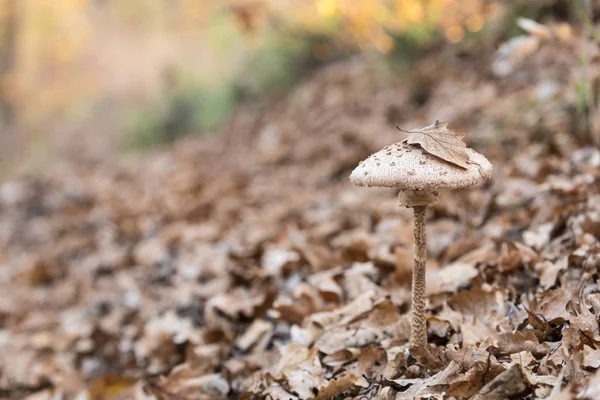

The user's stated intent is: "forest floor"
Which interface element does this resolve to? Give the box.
[1,19,600,400]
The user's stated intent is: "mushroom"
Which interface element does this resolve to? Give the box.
[349,127,492,367]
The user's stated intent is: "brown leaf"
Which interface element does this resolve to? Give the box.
[447,363,491,398]
[322,348,360,367]
[314,374,356,400]
[391,361,461,398]
[445,345,492,370]
[88,374,136,400]
[472,364,527,400]
[460,318,498,346]
[525,306,553,340]
[493,331,548,358]
[398,121,471,169]
[268,343,327,399]
[582,346,600,369]
[235,319,273,353]
[449,288,506,326]
[356,344,388,378]
[530,289,571,324]
[506,351,559,388]
[426,262,479,295]
[313,298,405,354]
[580,367,600,399]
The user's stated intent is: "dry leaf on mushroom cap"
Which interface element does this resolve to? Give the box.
[398,121,471,169]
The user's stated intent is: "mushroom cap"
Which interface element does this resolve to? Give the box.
[350,142,492,190]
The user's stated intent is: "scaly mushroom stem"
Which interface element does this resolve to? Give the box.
[395,190,442,368]
[410,205,428,351]
[409,205,443,370]
[396,189,438,354]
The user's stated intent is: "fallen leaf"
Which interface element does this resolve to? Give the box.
[88,374,136,400]
[398,121,471,169]
[313,298,404,354]
[356,343,388,378]
[322,348,360,367]
[449,288,506,326]
[314,374,356,400]
[492,35,540,76]
[472,364,527,400]
[236,319,273,352]
[427,262,479,295]
[493,331,548,358]
[530,289,571,324]
[275,344,324,399]
[583,346,600,368]
[580,366,600,399]
[447,363,491,398]
[391,361,460,399]
[517,18,552,40]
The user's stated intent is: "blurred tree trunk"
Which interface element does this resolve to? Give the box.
[0,0,18,128]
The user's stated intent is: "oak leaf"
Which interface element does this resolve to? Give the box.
[398,121,471,169]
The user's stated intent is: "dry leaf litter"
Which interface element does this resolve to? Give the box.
[1,18,600,400]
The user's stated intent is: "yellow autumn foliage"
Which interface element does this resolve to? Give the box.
[0,0,494,124]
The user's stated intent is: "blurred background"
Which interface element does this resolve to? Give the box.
[0,0,595,176]
[2,1,600,399]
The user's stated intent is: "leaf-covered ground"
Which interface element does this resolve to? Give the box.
[1,20,600,400]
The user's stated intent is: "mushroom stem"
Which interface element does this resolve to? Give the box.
[410,205,428,351]
[409,205,444,370]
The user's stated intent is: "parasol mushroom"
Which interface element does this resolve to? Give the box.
[349,121,492,367]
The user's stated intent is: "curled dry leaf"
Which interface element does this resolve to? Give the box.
[517,18,553,40]
[530,289,571,324]
[236,319,273,352]
[313,298,404,354]
[391,361,460,399]
[506,351,559,388]
[493,331,549,358]
[444,344,505,398]
[272,343,327,399]
[492,35,540,76]
[459,318,497,347]
[449,288,506,326]
[535,258,568,289]
[356,343,388,379]
[261,247,300,276]
[472,364,527,400]
[426,262,479,295]
[398,121,471,169]
[322,348,360,367]
[447,363,495,398]
[306,290,379,333]
[150,363,230,399]
[314,375,356,400]
[583,346,600,369]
